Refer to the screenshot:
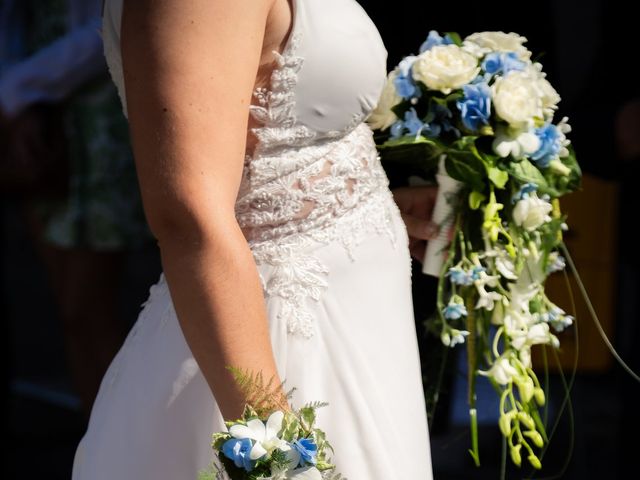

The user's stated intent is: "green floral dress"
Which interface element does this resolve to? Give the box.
[28,0,153,250]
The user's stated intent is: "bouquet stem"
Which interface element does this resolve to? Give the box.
[466,295,480,466]
[422,155,462,276]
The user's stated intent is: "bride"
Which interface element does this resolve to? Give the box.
[73,0,438,478]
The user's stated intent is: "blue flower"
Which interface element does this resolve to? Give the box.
[393,56,419,99]
[222,438,255,472]
[390,108,425,138]
[393,74,418,99]
[403,108,424,135]
[430,103,460,138]
[447,267,473,286]
[470,266,486,281]
[456,82,492,132]
[531,123,562,167]
[292,438,318,466]
[420,30,455,53]
[443,303,468,320]
[390,119,404,138]
[481,52,526,76]
[512,182,538,203]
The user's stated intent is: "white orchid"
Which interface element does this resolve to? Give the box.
[229,410,288,461]
[513,194,552,231]
[510,323,553,351]
[502,306,533,331]
[476,291,504,311]
[485,247,518,280]
[479,355,519,385]
[442,327,470,347]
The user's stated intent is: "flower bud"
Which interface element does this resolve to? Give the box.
[517,411,535,430]
[509,444,522,467]
[549,158,571,176]
[534,387,546,406]
[516,377,535,403]
[524,430,544,448]
[528,453,542,469]
[499,411,515,437]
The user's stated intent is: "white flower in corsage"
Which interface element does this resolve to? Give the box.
[412,44,480,94]
[228,411,289,461]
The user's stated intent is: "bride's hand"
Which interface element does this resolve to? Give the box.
[391,185,439,262]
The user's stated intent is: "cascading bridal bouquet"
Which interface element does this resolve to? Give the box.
[199,367,345,480]
[368,31,581,470]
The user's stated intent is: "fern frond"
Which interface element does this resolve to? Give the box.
[226,366,293,418]
[302,400,329,410]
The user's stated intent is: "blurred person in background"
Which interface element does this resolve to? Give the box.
[0,0,153,415]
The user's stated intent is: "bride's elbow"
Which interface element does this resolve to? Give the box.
[145,199,239,249]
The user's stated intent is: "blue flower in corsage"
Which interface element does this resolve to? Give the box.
[420,30,455,53]
[481,52,527,76]
[456,82,492,133]
[222,437,255,472]
[291,438,318,467]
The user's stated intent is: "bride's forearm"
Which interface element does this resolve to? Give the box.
[155,220,285,420]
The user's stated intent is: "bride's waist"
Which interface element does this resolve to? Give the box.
[235,123,391,244]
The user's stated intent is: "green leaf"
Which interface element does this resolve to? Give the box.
[300,406,316,429]
[507,158,549,189]
[444,151,486,192]
[469,190,486,210]
[281,412,300,442]
[487,166,509,188]
[377,136,443,180]
[543,146,582,197]
[445,31,463,46]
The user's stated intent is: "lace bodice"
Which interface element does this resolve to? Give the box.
[102,0,406,338]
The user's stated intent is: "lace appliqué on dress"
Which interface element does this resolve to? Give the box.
[238,32,402,339]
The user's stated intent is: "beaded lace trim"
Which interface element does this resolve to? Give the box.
[237,30,402,338]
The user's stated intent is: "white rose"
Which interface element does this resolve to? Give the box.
[463,31,531,60]
[513,194,552,231]
[537,77,561,115]
[492,71,543,127]
[412,44,480,94]
[524,64,561,118]
[367,71,402,131]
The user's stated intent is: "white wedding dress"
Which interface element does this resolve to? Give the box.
[72,0,434,478]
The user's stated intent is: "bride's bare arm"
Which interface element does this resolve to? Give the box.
[121,0,284,420]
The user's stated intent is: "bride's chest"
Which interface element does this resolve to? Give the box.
[249,0,388,145]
